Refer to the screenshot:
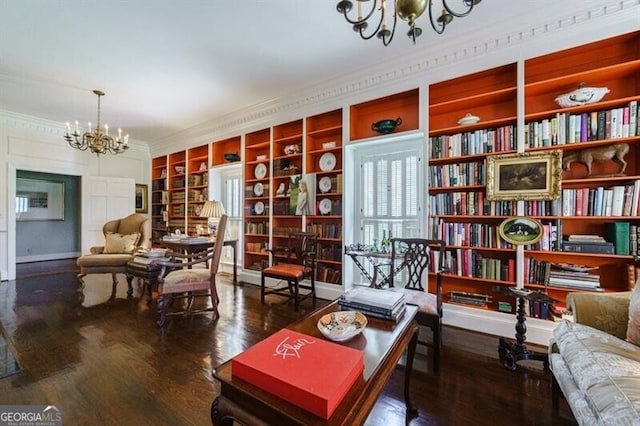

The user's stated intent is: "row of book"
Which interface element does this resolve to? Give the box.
[339,287,406,322]
[428,218,512,249]
[428,161,486,188]
[524,258,603,291]
[307,222,342,239]
[316,243,342,262]
[245,221,269,235]
[429,125,516,159]
[524,100,639,148]
[428,192,517,216]
[316,265,341,284]
[561,181,640,217]
[442,249,515,282]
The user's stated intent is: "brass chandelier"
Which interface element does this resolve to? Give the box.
[336,0,481,46]
[65,90,129,156]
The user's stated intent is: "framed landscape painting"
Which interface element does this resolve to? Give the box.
[486,150,562,201]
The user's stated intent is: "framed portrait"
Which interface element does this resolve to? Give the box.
[135,184,148,213]
[498,216,544,246]
[486,150,562,201]
[16,178,65,221]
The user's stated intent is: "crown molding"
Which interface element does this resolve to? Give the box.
[151,0,640,156]
[0,109,149,154]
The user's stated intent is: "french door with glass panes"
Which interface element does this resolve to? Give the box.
[353,137,424,285]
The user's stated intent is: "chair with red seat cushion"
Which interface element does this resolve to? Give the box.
[261,232,317,311]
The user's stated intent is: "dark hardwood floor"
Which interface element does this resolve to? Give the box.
[1,260,577,425]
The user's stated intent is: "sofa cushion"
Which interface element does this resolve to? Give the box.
[628,279,640,346]
[554,320,640,424]
[103,232,140,254]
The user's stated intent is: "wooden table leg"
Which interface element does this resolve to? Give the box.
[404,323,419,415]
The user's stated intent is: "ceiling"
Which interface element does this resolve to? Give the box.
[0,1,626,147]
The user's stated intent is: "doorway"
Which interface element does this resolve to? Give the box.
[15,170,81,265]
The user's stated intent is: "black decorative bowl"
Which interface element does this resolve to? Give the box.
[224,153,240,162]
[372,117,402,135]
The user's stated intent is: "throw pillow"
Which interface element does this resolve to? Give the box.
[627,277,640,346]
[103,232,140,254]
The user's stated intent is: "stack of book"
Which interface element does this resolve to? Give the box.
[338,287,406,322]
[548,263,602,292]
[562,234,614,254]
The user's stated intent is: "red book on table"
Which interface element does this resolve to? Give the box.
[231,328,364,419]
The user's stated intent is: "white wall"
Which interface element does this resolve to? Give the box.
[0,111,151,280]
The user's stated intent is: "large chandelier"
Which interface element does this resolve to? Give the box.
[65,90,129,156]
[336,0,481,46]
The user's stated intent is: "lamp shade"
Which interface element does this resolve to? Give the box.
[200,200,225,218]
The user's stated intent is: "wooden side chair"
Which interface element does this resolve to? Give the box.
[154,215,228,328]
[261,231,317,311]
[389,238,446,373]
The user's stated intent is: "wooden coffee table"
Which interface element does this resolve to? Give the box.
[211,301,419,425]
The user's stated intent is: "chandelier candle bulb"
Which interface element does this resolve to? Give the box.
[75,120,79,133]
[88,122,92,132]
[105,124,108,135]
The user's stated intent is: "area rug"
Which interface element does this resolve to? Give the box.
[0,327,21,378]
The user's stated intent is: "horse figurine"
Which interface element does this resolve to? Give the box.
[562,143,629,177]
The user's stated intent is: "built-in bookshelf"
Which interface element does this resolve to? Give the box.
[244,128,271,271]
[271,119,304,252]
[306,109,343,285]
[350,89,419,141]
[521,30,640,307]
[428,32,640,317]
[167,150,187,234]
[186,144,209,235]
[151,156,168,242]
[428,63,518,313]
[211,136,241,167]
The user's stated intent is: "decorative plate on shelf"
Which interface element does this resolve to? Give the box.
[319,176,332,193]
[254,201,265,215]
[319,198,332,215]
[317,311,367,342]
[319,152,337,172]
[253,182,264,197]
[254,163,267,179]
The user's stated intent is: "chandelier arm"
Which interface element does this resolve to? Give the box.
[428,2,446,34]
[381,10,398,46]
[339,0,379,25]
[357,6,386,40]
[441,0,474,18]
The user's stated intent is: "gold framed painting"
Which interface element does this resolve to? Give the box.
[498,216,544,246]
[135,184,148,213]
[486,150,562,201]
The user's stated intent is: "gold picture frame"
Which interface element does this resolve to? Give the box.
[486,150,562,201]
[498,216,544,246]
[135,184,148,213]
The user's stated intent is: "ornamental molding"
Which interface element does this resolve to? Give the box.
[151,0,639,154]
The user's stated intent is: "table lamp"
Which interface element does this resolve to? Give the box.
[200,200,226,238]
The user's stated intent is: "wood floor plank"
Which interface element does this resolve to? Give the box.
[0,261,577,425]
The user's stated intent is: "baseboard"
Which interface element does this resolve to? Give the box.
[16,252,80,264]
[443,303,557,347]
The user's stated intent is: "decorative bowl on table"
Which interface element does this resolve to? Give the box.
[224,153,240,162]
[317,311,367,342]
[555,83,610,108]
[372,117,402,135]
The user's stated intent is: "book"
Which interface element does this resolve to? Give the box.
[562,241,615,254]
[606,222,630,255]
[341,287,405,311]
[231,328,364,419]
[338,299,406,322]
